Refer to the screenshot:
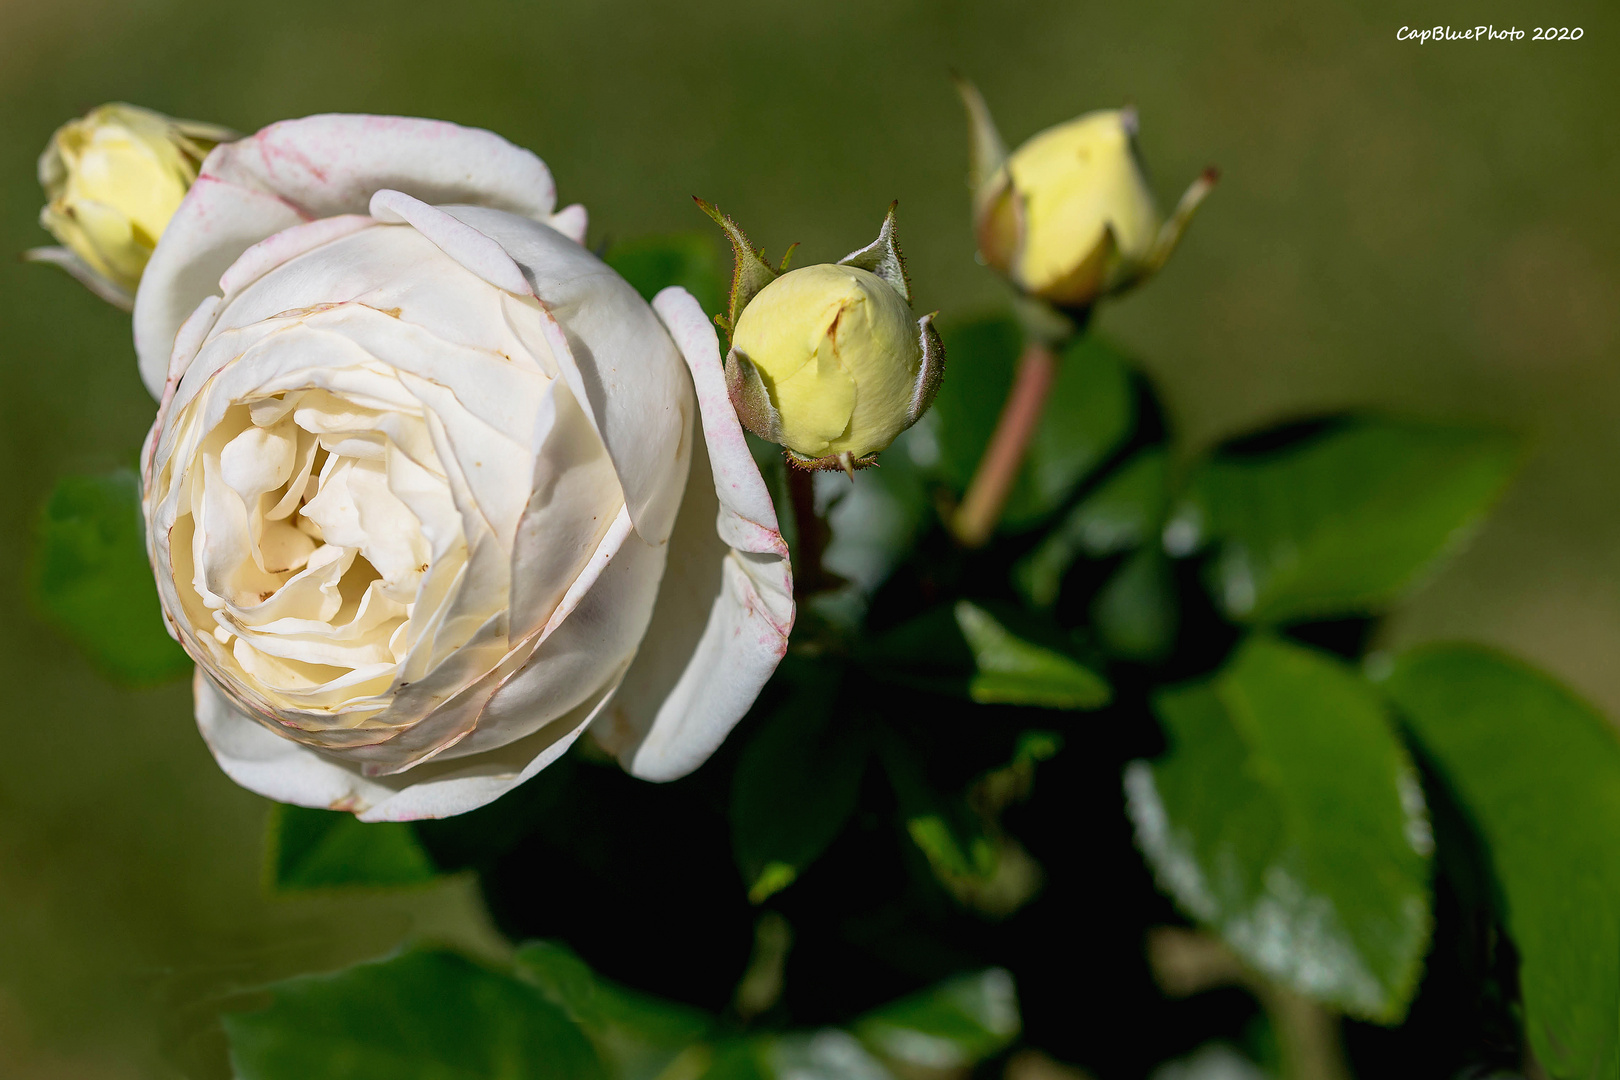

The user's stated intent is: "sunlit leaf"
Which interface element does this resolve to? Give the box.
[267,804,438,892]
[926,315,1134,532]
[1168,419,1517,624]
[853,968,1021,1071]
[731,666,869,902]
[33,468,191,684]
[1382,645,1620,1079]
[763,1031,894,1080]
[605,233,725,316]
[1126,637,1432,1021]
[954,601,1110,709]
[515,941,714,1080]
[224,947,606,1080]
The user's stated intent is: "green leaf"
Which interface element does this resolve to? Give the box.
[876,731,996,883]
[1091,547,1179,661]
[32,468,190,684]
[268,804,438,891]
[759,1031,894,1080]
[905,815,997,881]
[853,968,1021,1071]
[1170,419,1518,624]
[224,947,606,1080]
[514,941,714,1080]
[926,315,1134,532]
[1016,448,1170,608]
[731,668,869,903]
[954,601,1111,709]
[1126,637,1432,1021]
[604,233,725,317]
[1381,646,1620,1079]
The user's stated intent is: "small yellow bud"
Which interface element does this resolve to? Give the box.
[733,264,922,462]
[28,103,233,307]
[958,78,1215,312]
[699,200,945,474]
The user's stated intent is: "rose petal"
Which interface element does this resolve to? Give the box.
[136,114,558,396]
[591,287,793,782]
[441,206,693,547]
[195,665,624,821]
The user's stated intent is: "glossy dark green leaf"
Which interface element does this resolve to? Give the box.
[1126,637,1432,1021]
[954,601,1110,709]
[33,468,190,684]
[927,315,1134,532]
[604,233,725,317]
[514,941,714,1080]
[1169,419,1518,624]
[268,804,438,892]
[853,968,1021,1071]
[731,669,868,902]
[224,947,606,1080]
[1016,448,1170,608]
[1091,547,1179,661]
[1382,646,1620,1079]
[877,730,996,883]
[860,604,976,698]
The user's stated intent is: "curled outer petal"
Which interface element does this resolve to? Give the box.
[134,114,558,397]
[590,287,795,781]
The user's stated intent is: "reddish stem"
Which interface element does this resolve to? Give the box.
[950,340,1059,548]
[786,465,833,598]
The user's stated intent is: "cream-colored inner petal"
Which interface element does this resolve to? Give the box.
[183,384,464,720]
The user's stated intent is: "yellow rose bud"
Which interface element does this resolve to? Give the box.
[957,77,1216,312]
[27,103,233,308]
[733,262,923,461]
[700,200,944,474]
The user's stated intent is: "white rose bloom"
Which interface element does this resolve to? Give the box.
[134,115,793,820]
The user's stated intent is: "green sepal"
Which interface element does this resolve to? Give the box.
[951,73,1008,203]
[906,312,946,428]
[838,200,911,304]
[724,347,783,442]
[695,198,780,336]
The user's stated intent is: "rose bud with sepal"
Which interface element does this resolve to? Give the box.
[26,103,235,309]
[699,200,944,477]
[956,76,1216,315]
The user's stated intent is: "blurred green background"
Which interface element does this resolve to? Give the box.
[0,0,1614,1074]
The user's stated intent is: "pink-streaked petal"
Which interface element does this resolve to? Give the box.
[217,214,375,297]
[195,666,623,821]
[591,287,793,782]
[163,295,221,397]
[656,286,788,559]
[368,190,532,296]
[135,114,558,397]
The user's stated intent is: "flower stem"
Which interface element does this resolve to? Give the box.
[1255,983,1354,1080]
[786,465,832,598]
[950,339,1059,548]
[1148,927,1352,1080]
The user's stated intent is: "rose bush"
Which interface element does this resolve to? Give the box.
[135,115,793,820]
